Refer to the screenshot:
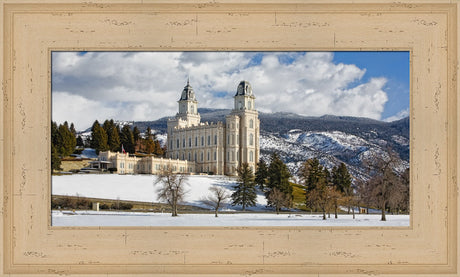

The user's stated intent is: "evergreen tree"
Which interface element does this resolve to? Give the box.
[103,119,121,152]
[51,121,77,172]
[76,135,84,147]
[301,158,323,193]
[69,122,77,137]
[51,121,61,172]
[143,127,156,154]
[51,144,61,172]
[57,121,76,157]
[154,138,166,157]
[90,120,109,154]
[231,163,257,211]
[119,125,135,154]
[332,163,352,194]
[255,159,268,191]
[300,158,330,220]
[265,153,292,209]
[332,163,353,214]
[51,121,59,150]
[133,126,141,144]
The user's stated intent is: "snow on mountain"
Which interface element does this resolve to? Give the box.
[259,128,408,181]
[155,132,167,147]
[76,109,409,182]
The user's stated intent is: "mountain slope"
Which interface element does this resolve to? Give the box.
[116,108,409,180]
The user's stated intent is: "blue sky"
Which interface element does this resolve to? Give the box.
[52,51,410,131]
[333,51,410,120]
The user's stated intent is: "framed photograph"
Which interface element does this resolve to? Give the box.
[1,1,458,276]
[50,50,411,228]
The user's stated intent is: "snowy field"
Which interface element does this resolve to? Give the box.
[52,210,409,227]
[52,174,409,226]
[52,174,268,209]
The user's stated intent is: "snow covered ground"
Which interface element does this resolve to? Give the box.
[52,174,409,226]
[52,174,268,210]
[52,210,409,227]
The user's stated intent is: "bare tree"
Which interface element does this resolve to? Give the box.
[154,168,188,217]
[327,186,342,219]
[267,187,291,214]
[201,186,231,217]
[362,148,406,221]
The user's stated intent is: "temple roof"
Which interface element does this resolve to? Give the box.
[235,80,253,96]
[179,78,196,101]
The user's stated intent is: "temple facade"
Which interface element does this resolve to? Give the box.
[95,80,260,176]
[166,80,260,175]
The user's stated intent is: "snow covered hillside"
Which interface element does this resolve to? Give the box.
[52,174,409,226]
[260,130,408,180]
[52,174,268,210]
[121,110,410,181]
[76,110,409,181]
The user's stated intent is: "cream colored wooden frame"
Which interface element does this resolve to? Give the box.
[1,1,458,276]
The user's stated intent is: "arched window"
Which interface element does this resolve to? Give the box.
[188,152,191,161]
[208,136,211,145]
[249,151,254,162]
[207,151,210,161]
[189,138,191,147]
[176,139,180,148]
[214,135,217,145]
[249,133,254,146]
[201,136,204,146]
[249,119,254,128]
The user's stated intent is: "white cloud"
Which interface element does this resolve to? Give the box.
[52,91,117,130]
[52,51,391,130]
[383,108,410,122]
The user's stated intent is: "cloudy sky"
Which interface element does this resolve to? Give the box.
[52,51,409,131]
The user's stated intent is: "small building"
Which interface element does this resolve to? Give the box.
[97,151,195,174]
